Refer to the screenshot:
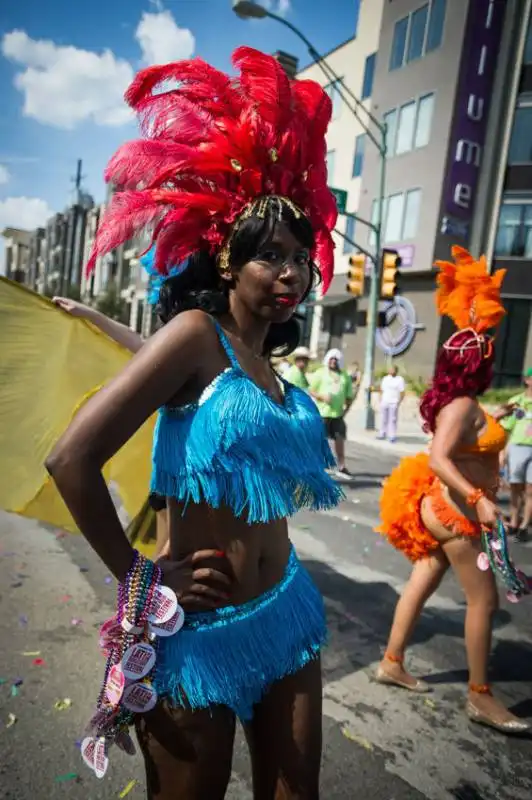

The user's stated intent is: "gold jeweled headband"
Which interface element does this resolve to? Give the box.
[217,194,303,275]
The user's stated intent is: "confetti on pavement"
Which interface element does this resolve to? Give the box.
[6,713,17,728]
[341,726,373,750]
[32,658,46,666]
[54,698,72,711]
[119,780,138,797]
[55,773,79,783]
[22,651,41,657]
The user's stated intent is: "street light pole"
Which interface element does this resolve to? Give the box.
[232,0,386,429]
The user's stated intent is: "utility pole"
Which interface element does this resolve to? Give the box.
[233,0,387,429]
[65,159,86,294]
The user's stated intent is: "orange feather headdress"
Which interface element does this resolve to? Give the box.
[434,246,506,356]
[435,246,506,331]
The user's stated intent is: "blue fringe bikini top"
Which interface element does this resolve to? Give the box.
[150,319,343,523]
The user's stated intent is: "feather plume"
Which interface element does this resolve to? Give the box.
[126,59,241,117]
[86,47,336,287]
[434,247,506,333]
[232,47,292,128]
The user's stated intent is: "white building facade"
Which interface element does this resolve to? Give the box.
[297,0,385,357]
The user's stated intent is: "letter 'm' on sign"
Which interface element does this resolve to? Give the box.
[456,140,482,166]
[454,184,472,209]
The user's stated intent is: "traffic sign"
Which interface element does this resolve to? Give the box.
[329,187,347,214]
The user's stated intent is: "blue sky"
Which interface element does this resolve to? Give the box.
[0,0,360,239]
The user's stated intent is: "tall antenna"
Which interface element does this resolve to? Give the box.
[71,159,86,205]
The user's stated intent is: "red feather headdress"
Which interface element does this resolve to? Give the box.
[86,47,338,292]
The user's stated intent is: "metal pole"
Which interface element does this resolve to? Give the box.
[361,126,387,430]
[233,1,388,429]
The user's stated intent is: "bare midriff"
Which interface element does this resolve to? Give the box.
[167,497,291,606]
[439,452,500,522]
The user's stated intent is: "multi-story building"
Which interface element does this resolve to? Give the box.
[1,227,31,283]
[353,0,532,385]
[297,0,386,357]
[28,228,46,293]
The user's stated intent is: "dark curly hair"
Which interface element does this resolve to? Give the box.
[420,330,495,434]
[156,203,319,357]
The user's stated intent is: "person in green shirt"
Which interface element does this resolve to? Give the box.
[309,348,354,477]
[500,366,532,541]
[283,346,310,390]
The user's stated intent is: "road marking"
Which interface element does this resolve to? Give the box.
[320,505,382,528]
[289,526,531,643]
[290,523,532,800]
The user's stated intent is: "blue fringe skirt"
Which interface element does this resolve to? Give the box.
[153,547,326,720]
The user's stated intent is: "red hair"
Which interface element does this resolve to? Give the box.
[420,330,494,434]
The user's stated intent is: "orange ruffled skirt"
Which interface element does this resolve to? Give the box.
[377,453,480,561]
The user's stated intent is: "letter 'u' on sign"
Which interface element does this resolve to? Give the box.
[454,184,472,209]
[467,95,484,121]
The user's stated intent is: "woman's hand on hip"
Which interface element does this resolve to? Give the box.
[159,550,233,611]
[475,495,501,528]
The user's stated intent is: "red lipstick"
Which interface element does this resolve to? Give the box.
[275,295,299,308]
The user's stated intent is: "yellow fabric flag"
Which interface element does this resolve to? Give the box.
[0,276,155,537]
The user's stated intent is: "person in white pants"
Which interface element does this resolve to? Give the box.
[378,365,405,442]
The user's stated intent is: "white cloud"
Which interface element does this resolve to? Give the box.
[1,9,196,130]
[135,10,195,66]
[0,196,53,232]
[1,30,134,129]
[276,0,292,15]
[0,165,10,185]
[262,0,292,15]
[0,156,39,165]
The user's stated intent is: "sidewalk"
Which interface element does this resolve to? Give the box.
[345,391,430,457]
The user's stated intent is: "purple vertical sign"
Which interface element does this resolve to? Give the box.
[444,0,505,221]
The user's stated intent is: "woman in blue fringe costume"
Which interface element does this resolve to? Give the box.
[46,47,342,798]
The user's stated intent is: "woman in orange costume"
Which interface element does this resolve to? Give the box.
[376,246,530,735]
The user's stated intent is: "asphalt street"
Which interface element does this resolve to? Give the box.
[1,443,532,800]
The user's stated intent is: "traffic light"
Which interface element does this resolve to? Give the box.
[380,249,402,298]
[346,253,365,297]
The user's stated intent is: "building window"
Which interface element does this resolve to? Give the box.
[385,93,434,156]
[495,200,532,258]
[361,53,376,100]
[396,101,417,154]
[508,104,532,163]
[426,0,446,53]
[352,134,365,177]
[407,4,429,63]
[343,215,356,254]
[384,109,398,157]
[390,1,446,71]
[525,17,532,64]
[390,16,408,71]
[402,189,421,239]
[372,189,422,246]
[325,80,342,119]
[385,193,405,243]
[414,93,434,148]
[326,150,336,183]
